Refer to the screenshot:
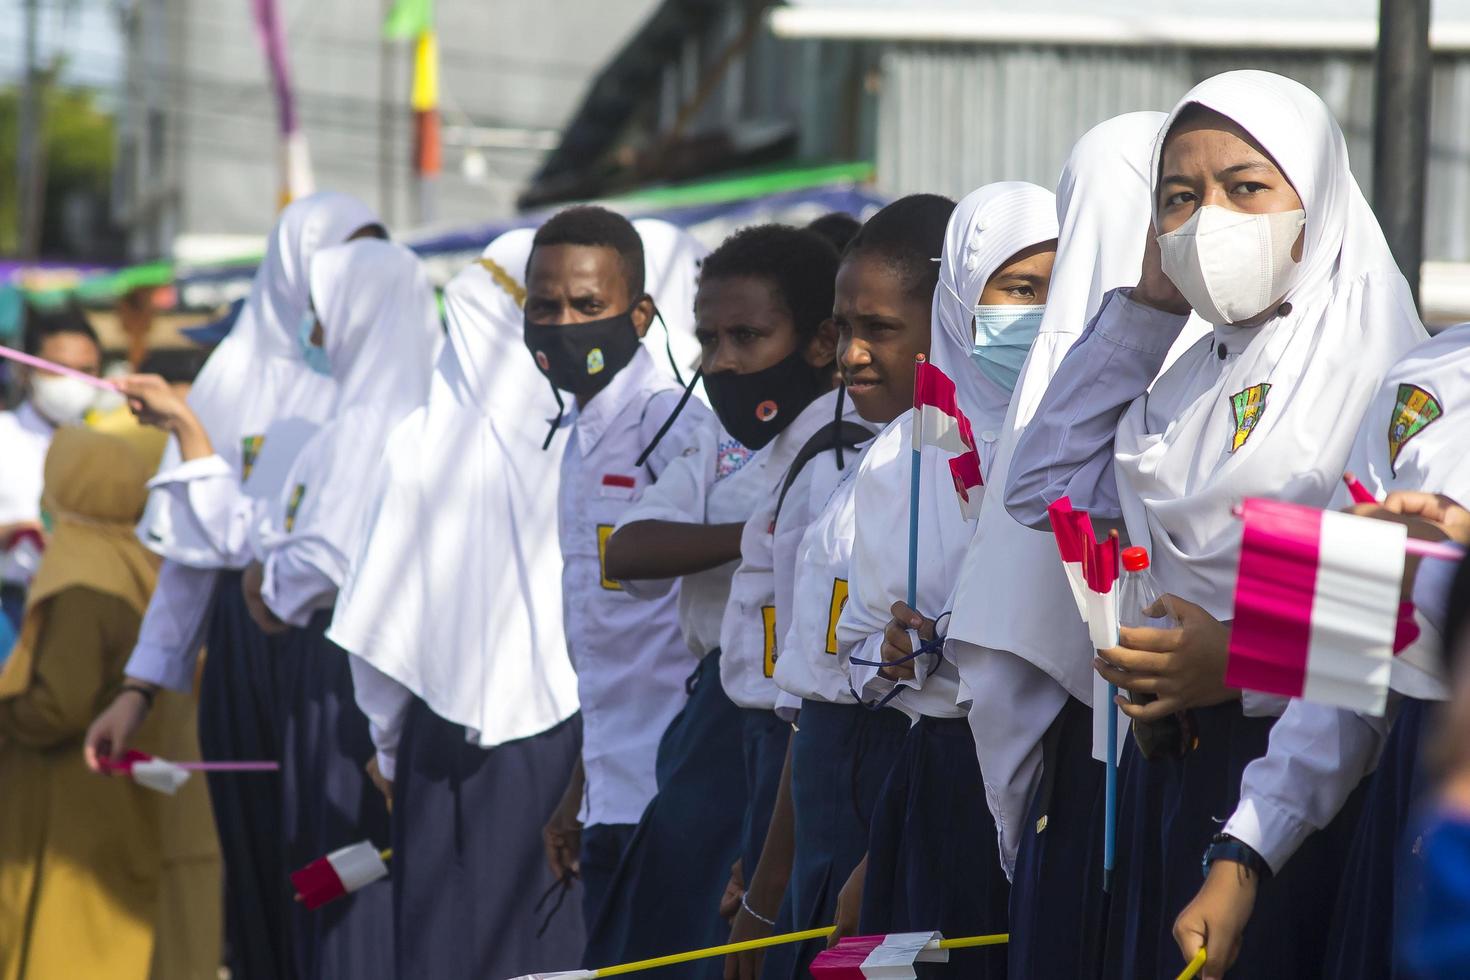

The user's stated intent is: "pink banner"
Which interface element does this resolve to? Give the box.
[1227,497,1322,698]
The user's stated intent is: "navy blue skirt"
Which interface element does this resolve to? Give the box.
[582,650,746,978]
[199,570,295,980]
[279,610,394,980]
[392,698,585,978]
[1325,697,1432,979]
[764,699,908,980]
[1102,702,1366,980]
[1009,696,1107,980]
[859,714,1010,979]
[740,708,792,881]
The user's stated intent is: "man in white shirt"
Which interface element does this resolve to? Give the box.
[0,306,103,635]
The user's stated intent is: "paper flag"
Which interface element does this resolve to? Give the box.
[290,841,389,910]
[810,932,947,979]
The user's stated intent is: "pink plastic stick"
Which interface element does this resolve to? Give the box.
[0,344,118,391]
[178,761,280,772]
[1342,473,1378,505]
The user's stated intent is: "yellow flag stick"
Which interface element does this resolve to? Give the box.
[1176,947,1208,980]
[938,933,1010,950]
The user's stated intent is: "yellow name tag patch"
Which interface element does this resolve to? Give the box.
[762,605,777,677]
[826,579,849,655]
[597,525,622,591]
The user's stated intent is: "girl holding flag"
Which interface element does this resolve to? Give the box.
[835,187,1060,976]
[1173,322,1470,979]
[1005,70,1427,977]
[84,192,385,980]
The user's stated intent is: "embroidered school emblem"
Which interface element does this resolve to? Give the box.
[284,484,307,533]
[1387,383,1442,475]
[715,439,753,481]
[1228,383,1271,453]
[241,435,265,480]
[586,348,605,375]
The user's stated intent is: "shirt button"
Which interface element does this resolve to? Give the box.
[980,430,997,444]
[1217,343,1228,360]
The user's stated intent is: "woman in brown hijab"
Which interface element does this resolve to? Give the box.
[0,426,220,980]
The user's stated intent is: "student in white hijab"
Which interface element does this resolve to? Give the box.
[1175,323,1470,980]
[1005,71,1427,978]
[943,112,1173,979]
[84,190,384,980]
[245,238,441,979]
[328,231,586,977]
[834,189,1056,977]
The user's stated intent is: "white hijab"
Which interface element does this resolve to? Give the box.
[634,218,708,382]
[931,180,1058,464]
[139,191,381,562]
[327,229,581,749]
[254,239,442,590]
[948,112,1170,701]
[1115,70,1428,618]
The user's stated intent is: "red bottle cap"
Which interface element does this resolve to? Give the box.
[1121,546,1149,572]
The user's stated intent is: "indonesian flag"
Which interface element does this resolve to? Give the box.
[948,450,984,521]
[290,841,390,910]
[1082,531,1121,651]
[1046,496,1093,621]
[913,359,984,518]
[810,932,947,979]
[98,749,191,795]
[1228,498,1406,715]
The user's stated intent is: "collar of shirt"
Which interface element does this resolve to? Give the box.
[572,345,662,457]
[16,400,54,436]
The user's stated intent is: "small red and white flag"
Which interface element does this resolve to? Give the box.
[1046,496,1093,621]
[1082,531,1121,652]
[947,449,984,521]
[290,841,390,910]
[912,360,975,456]
[98,749,191,795]
[810,932,947,979]
[1228,498,1406,715]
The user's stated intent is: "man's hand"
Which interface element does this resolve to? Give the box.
[1095,594,1237,722]
[365,756,393,813]
[1173,859,1260,980]
[879,601,935,681]
[241,562,288,636]
[84,684,156,772]
[828,855,866,948]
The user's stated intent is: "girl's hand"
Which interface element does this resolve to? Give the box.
[1133,222,1193,316]
[828,855,866,947]
[879,601,935,681]
[115,374,193,431]
[83,685,155,772]
[241,562,288,636]
[1094,594,1237,721]
[1174,859,1260,980]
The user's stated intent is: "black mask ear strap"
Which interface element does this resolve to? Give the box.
[834,381,848,470]
[635,366,702,469]
[653,305,686,387]
[542,385,565,451]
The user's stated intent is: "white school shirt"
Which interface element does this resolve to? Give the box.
[613,414,758,659]
[0,402,54,586]
[840,414,979,722]
[719,388,868,710]
[773,446,867,710]
[560,347,706,827]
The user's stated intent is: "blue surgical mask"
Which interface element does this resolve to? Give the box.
[969,305,1044,393]
[298,311,332,376]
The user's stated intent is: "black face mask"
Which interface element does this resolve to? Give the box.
[524,308,643,401]
[703,348,828,451]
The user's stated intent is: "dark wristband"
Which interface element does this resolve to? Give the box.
[119,683,156,712]
[1202,833,1272,881]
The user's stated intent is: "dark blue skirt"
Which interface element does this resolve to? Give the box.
[1102,702,1367,980]
[392,698,585,978]
[740,708,792,881]
[582,650,747,978]
[859,714,1010,979]
[1325,697,1432,979]
[280,610,394,980]
[1009,696,1107,980]
[199,570,295,980]
[763,699,908,980]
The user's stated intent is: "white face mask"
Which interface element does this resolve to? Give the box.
[30,374,99,426]
[1157,205,1306,325]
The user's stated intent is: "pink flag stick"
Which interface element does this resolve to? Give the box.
[177,760,280,772]
[0,344,118,391]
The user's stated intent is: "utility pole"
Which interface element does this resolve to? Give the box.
[1373,0,1432,310]
[379,0,397,229]
[16,0,43,258]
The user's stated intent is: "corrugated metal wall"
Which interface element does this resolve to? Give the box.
[874,43,1470,261]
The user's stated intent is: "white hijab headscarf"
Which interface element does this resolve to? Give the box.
[948,112,1172,701]
[139,191,381,562]
[254,239,442,595]
[633,218,708,382]
[327,229,581,749]
[1115,71,1427,618]
[931,181,1058,467]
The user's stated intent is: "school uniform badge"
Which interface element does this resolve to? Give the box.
[241,434,265,479]
[1387,383,1441,474]
[284,483,307,532]
[1228,383,1271,453]
[586,347,605,375]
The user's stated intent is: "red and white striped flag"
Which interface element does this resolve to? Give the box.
[810,932,947,979]
[1046,496,1093,620]
[97,749,191,795]
[948,449,984,521]
[290,841,390,910]
[1082,531,1121,652]
[912,360,976,456]
[1228,497,1406,714]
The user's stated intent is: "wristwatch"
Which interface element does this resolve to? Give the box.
[1202,833,1272,881]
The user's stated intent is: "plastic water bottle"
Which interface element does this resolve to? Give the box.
[1118,546,1189,759]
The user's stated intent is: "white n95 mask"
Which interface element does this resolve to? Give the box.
[30,374,99,426]
[1157,205,1306,325]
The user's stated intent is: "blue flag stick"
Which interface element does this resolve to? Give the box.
[907,355,925,609]
[1105,681,1118,893]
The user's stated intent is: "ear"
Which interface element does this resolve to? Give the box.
[803,318,839,369]
[631,294,657,339]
